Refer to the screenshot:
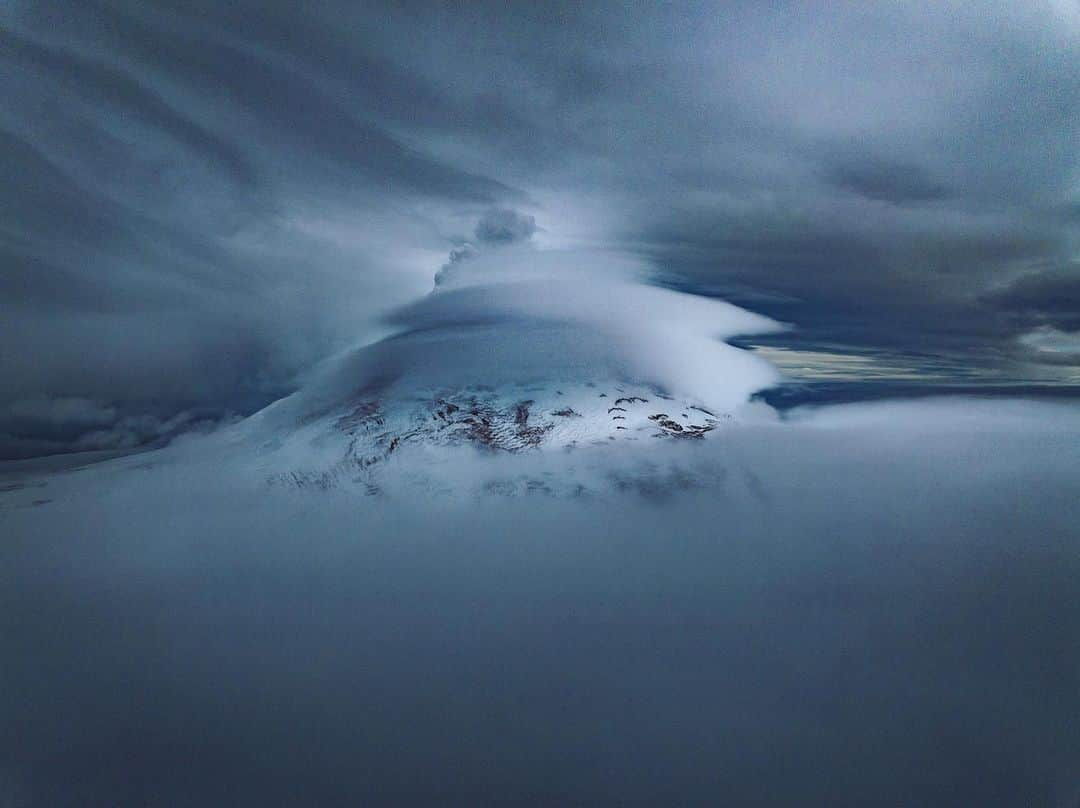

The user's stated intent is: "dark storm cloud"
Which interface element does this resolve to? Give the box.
[2,0,1079,456]
[433,207,537,286]
[826,158,950,205]
[0,26,255,186]
[983,264,1080,332]
[0,395,226,460]
[0,0,530,457]
[474,208,537,245]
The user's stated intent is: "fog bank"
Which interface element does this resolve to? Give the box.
[2,397,1079,806]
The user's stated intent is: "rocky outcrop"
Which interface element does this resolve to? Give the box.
[271,381,730,493]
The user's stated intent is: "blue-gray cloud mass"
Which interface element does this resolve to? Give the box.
[1,0,1078,456]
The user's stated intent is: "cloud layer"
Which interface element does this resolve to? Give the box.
[3,395,1079,804]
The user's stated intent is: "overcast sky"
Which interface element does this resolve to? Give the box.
[2,0,1078,457]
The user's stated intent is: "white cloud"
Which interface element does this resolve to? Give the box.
[1019,325,1080,355]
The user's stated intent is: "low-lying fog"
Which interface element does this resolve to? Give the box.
[3,394,1079,806]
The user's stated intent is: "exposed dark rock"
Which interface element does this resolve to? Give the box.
[514,401,533,427]
[335,400,383,433]
[286,383,726,494]
[647,410,715,437]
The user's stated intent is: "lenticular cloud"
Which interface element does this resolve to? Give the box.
[265,246,781,426]
[220,246,782,494]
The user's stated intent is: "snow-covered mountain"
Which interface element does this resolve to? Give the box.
[222,247,783,495]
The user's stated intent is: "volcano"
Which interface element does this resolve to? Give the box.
[222,247,782,495]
